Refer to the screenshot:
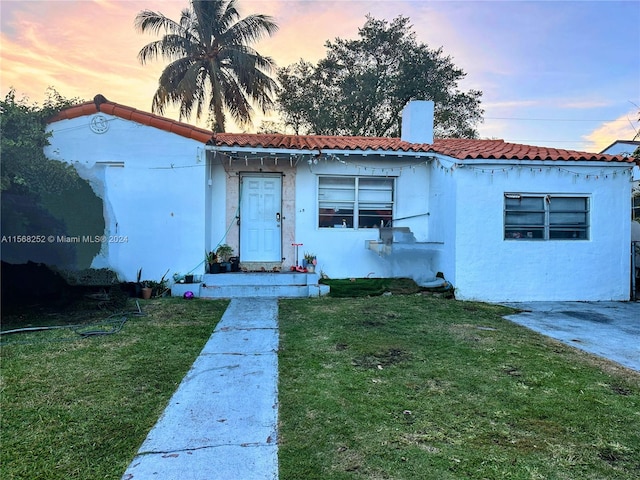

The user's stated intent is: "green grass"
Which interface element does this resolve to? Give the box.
[321,277,428,297]
[278,295,640,479]
[1,297,227,480]
[3,292,639,479]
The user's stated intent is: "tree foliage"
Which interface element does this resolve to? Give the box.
[276,15,483,138]
[0,88,105,268]
[0,88,83,196]
[135,0,279,132]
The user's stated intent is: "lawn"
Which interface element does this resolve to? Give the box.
[0,296,228,480]
[2,291,639,479]
[278,294,640,479]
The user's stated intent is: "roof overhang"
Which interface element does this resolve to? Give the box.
[205,144,436,160]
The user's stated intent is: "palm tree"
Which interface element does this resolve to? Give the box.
[135,0,278,132]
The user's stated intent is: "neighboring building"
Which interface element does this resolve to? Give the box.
[44,98,637,302]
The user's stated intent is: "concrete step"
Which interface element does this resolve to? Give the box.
[199,284,315,299]
[171,272,329,299]
[202,272,315,286]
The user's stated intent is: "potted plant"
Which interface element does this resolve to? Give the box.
[140,280,153,299]
[229,256,240,272]
[216,244,234,272]
[206,251,220,274]
[303,252,317,273]
[141,270,169,299]
[152,270,170,297]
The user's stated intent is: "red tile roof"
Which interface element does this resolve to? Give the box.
[50,97,635,164]
[49,98,213,144]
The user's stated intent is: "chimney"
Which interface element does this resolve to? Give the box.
[401,100,434,144]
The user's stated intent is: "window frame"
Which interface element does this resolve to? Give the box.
[318,175,395,229]
[504,193,590,241]
[632,192,640,222]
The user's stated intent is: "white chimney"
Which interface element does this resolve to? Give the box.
[401,100,434,144]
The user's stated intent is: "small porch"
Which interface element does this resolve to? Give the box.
[171,271,330,299]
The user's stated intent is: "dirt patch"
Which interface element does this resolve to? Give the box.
[502,365,523,377]
[359,320,385,328]
[610,384,633,396]
[352,348,411,369]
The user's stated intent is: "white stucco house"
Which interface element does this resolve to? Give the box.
[601,140,640,225]
[45,97,637,302]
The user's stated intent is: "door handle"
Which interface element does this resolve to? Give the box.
[276,212,281,222]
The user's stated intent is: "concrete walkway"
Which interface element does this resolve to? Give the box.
[122,298,279,480]
[504,301,640,372]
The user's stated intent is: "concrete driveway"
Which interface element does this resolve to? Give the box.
[503,301,640,372]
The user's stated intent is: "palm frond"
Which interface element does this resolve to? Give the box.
[138,34,194,64]
[223,14,279,46]
[135,10,185,37]
[136,0,278,131]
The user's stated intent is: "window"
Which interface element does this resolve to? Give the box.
[318,176,394,228]
[504,194,589,240]
[633,193,640,221]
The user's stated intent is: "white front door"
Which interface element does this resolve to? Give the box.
[240,173,282,262]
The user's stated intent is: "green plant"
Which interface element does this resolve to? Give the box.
[205,250,218,264]
[303,252,316,263]
[140,270,170,297]
[216,244,234,263]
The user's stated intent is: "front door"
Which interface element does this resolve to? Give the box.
[239,173,282,262]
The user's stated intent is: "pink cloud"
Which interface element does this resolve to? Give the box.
[583,110,639,152]
[0,1,182,108]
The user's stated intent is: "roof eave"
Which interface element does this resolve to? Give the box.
[453,157,635,167]
[205,144,436,159]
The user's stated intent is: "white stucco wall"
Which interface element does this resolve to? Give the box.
[451,162,633,302]
[292,157,434,280]
[46,113,207,282]
[601,142,639,240]
[428,159,457,284]
[44,115,635,302]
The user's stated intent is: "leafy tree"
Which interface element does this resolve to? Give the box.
[276,15,483,138]
[0,88,83,196]
[135,0,279,132]
[1,88,103,267]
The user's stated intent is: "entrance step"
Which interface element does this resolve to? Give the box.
[171,272,330,299]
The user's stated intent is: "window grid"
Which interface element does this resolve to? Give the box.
[318,176,394,229]
[504,194,589,240]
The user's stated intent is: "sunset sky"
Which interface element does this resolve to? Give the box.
[1,0,639,152]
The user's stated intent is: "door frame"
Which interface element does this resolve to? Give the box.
[239,172,283,264]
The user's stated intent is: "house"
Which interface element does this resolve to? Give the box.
[601,140,640,224]
[601,140,640,298]
[45,97,637,302]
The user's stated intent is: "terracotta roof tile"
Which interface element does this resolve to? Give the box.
[49,97,635,164]
[49,98,213,144]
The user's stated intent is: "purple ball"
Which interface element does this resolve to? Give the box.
[183,291,194,299]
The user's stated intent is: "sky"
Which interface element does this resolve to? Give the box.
[1,0,639,152]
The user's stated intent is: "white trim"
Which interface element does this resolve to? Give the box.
[206,144,434,159]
